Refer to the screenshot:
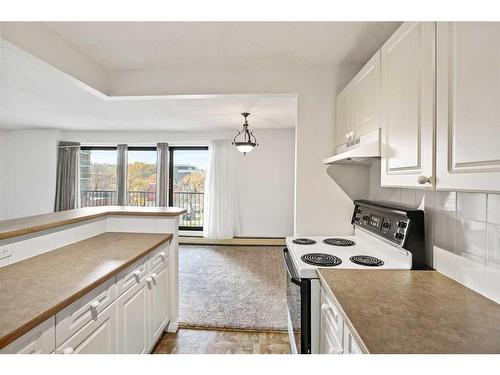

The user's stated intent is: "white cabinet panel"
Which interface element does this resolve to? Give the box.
[149,261,169,347]
[56,303,117,354]
[116,277,149,354]
[344,328,363,354]
[56,278,116,346]
[436,22,500,192]
[0,317,55,354]
[353,51,381,138]
[335,84,354,147]
[381,22,435,188]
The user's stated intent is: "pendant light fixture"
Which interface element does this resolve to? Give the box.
[232,112,258,155]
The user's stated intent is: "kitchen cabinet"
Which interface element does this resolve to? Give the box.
[149,262,170,347]
[380,22,435,188]
[319,285,363,355]
[117,277,150,354]
[56,303,117,354]
[436,22,500,192]
[335,84,354,147]
[0,318,55,354]
[335,51,381,148]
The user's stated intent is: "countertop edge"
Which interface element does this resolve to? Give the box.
[0,207,187,241]
[0,232,173,350]
[317,270,371,354]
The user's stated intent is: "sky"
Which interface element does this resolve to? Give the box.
[88,149,208,171]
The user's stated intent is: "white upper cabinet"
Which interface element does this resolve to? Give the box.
[335,51,381,147]
[380,22,435,188]
[335,84,354,147]
[352,51,381,138]
[436,22,500,192]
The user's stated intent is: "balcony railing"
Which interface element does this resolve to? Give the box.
[80,190,204,228]
[171,191,204,229]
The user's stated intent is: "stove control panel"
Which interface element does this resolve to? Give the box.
[351,204,409,246]
[351,200,426,269]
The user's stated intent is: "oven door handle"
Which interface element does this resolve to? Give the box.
[283,248,302,286]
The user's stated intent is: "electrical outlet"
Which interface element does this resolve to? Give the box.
[0,247,12,260]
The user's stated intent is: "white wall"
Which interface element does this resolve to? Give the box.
[367,159,500,304]
[62,128,295,237]
[107,65,361,236]
[0,129,61,220]
[0,130,6,219]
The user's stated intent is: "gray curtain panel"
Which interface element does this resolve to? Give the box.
[156,143,169,207]
[54,141,81,212]
[117,144,128,206]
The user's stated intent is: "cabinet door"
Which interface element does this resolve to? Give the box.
[436,22,500,192]
[380,22,435,188]
[56,304,117,354]
[116,277,150,354]
[353,51,381,137]
[335,84,354,147]
[149,262,169,349]
[0,317,55,354]
[343,327,363,354]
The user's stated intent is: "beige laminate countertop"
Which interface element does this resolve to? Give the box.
[318,269,500,354]
[0,231,172,349]
[0,206,186,241]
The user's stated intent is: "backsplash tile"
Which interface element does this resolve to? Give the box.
[456,219,487,257]
[487,194,500,225]
[457,192,486,222]
[367,163,500,303]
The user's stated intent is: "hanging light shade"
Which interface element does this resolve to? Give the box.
[232,112,258,155]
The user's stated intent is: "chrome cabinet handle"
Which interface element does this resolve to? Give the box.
[151,273,157,280]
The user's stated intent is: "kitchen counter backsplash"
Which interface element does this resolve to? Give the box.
[368,160,500,304]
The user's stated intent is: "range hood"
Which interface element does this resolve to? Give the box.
[322,128,380,165]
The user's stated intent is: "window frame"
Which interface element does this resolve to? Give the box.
[168,146,209,231]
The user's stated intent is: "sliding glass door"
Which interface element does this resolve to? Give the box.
[168,147,208,231]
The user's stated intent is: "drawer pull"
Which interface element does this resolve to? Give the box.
[61,347,74,354]
[159,252,167,260]
[151,273,157,280]
[90,301,100,310]
[146,277,153,288]
[133,270,141,279]
[321,303,338,318]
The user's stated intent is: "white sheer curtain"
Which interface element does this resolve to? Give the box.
[203,140,239,239]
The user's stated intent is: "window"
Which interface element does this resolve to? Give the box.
[169,147,209,230]
[127,147,158,206]
[80,147,118,207]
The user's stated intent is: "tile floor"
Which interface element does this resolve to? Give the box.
[153,328,290,354]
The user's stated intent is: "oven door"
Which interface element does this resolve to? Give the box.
[283,248,311,354]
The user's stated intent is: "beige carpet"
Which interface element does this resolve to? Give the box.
[178,245,288,331]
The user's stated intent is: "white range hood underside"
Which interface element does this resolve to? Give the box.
[322,128,380,165]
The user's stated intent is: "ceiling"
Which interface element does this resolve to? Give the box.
[0,42,296,131]
[45,22,400,70]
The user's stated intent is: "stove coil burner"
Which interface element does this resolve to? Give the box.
[350,255,384,267]
[301,253,342,267]
[292,238,317,245]
[323,238,356,247]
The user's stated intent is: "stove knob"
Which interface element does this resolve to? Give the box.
[382,221,391,229]
[362,215,370,221]
[394,232,404,240]
[355,208,362,214]
[353,217,360,222]
[397,220,407,229]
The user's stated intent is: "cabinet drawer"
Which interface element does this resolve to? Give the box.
[149,243,169,271]
[56,303,117,354]
[320,287,343,342]
[56,278,116,346]
[116,255,149,296]
[0,317,55,354]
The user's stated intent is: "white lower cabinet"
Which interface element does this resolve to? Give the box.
[149,261,169,347]
[56,303,117,354]
[319,286,364,354]
[117,277,150,354]
[0,317,55,354]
